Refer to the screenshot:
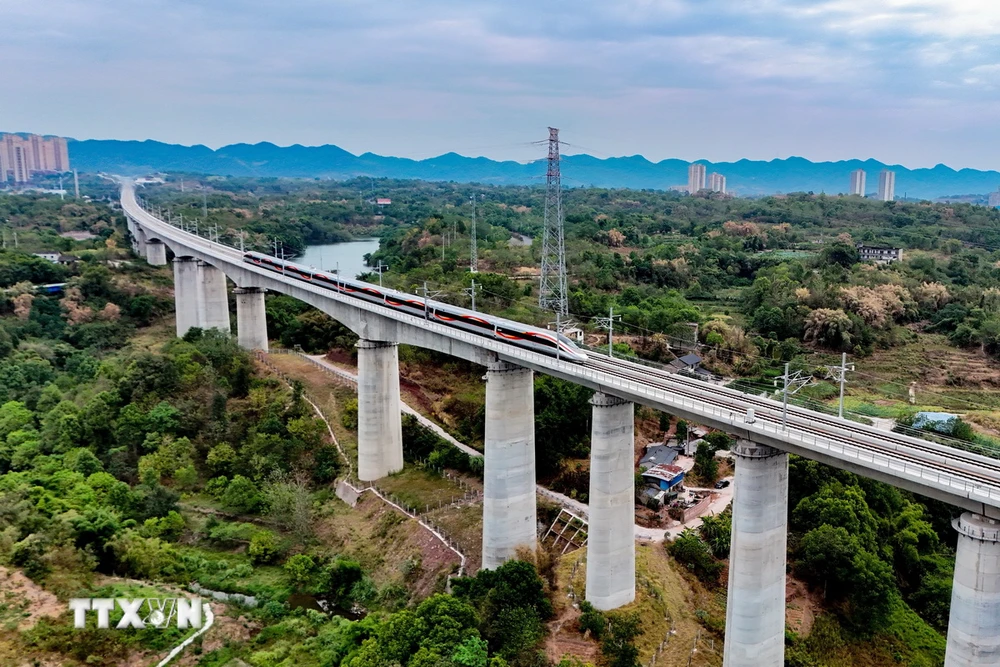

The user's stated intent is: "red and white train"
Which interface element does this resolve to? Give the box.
[243,251,588,362]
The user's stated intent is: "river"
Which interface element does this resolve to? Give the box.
[297,238,381,280]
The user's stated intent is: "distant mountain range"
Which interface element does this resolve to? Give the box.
[59,137,1000,200]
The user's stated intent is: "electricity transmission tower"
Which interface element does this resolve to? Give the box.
[469,195,478,273]
[539,127,567,316]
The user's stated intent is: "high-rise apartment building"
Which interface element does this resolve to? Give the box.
[877,169,896,202]
[688,163,706,194]
[0,134,70,183]
[849,169,866,196]
[988,187,1000,208]
[708,172,727,194]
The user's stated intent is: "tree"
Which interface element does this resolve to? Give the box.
[284,554,317,590]
[220,475,265,514]
[452,636,489,667]
[820,242,859,268]
[667,529,722,584]
[248,530,280,565]
[693,441,718,483]
[601,612,643,667]
[324,558,364,605]
[698,511,731,558]
[804,308,854,350]
[534,376,593,476]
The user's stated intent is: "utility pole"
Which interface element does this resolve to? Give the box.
[469,195,478,273]
[238,231,245,252]
[826,353,855,419]
[374,261,388,287]
[58,175,64,200]
[73,170,79,199]
[539,127,567,316]
[463,279,477,311]
[781,362,790,426]
[418,281,444,320]
[594,306,621,357]
[775,364,815,428]
[273,238,286,275]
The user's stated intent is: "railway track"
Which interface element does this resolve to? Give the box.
[583,355,1000,489]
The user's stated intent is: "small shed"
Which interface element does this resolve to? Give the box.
[641,463,686,491]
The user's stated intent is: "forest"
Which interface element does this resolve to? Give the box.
[6,177,1000,665]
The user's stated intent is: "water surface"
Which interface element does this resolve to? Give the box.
[297,238,380,280]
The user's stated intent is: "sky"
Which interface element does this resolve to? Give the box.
[4,0,1000,169]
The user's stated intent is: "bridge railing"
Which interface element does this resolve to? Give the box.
[560,360,1000,505]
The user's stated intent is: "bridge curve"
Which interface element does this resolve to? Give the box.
[121,179,1000,665]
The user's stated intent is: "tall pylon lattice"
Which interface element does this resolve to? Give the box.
[539,127,567,316]
[469,195,478,273]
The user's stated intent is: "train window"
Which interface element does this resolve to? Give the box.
[496,327,526,341]
[458,314,493,329]
[525,332,558,348]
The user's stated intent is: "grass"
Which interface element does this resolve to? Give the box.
[787,603,944,667]
[375,465,473,512]
[553,545,723,667]
[424,503,484,573]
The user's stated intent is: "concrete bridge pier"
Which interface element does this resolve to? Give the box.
[482,360,536,570]
[173,257,201,337]
[357,340,404,481]
[135,226,148,257]
[235,287,268,351]
[586,392,635,610]
[723,441,788,667]
[146,240,167,266]
[198,261,231,333]
[945,513,1000,667]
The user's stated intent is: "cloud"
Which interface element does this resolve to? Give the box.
[1,0,999,168]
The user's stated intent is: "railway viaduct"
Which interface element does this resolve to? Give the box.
[121,180,1000,667]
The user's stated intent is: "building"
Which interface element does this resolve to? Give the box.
[687,163,706,194]
[0,134,70,183]
[856,243,903,264]
[988,188,1000,208]
[877,169,896,202]
[708,172,727,194]
[639,444,680,469]
[641,463,686,491]
[849,169,866,196]
[33,251,78,265]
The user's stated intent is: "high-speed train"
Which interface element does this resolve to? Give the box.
[243,251,588,362]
